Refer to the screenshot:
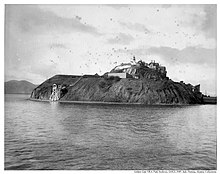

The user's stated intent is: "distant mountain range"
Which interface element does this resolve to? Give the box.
[5,80,38,94]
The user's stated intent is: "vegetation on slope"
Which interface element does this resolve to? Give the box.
[30,74,202,104]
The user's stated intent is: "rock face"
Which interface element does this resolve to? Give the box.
[30,75,203,104]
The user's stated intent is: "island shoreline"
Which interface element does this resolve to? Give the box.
[28,98,200,106]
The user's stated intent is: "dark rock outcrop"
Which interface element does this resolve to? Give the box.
[30,75,203,104]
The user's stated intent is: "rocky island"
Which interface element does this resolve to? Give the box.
[30,59,203,105]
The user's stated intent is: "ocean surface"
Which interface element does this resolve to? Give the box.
[5,94,217,170]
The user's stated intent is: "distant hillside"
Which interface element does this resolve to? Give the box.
[5,80,37,94]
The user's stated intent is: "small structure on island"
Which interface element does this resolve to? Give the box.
[182,82,201,94]
[193,84,200,93]
[49,84,61,101]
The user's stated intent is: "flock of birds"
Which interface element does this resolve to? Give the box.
[46,8,198,75]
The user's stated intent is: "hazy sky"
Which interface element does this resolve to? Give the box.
[5,4,217,95]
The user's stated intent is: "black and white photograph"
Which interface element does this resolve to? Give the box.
[3,2,217,172]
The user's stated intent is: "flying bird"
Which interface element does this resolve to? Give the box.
[75,15,82,20]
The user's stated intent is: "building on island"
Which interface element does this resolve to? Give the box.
[107,59,167,80]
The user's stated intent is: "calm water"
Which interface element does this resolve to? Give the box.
[5,94,217,170]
